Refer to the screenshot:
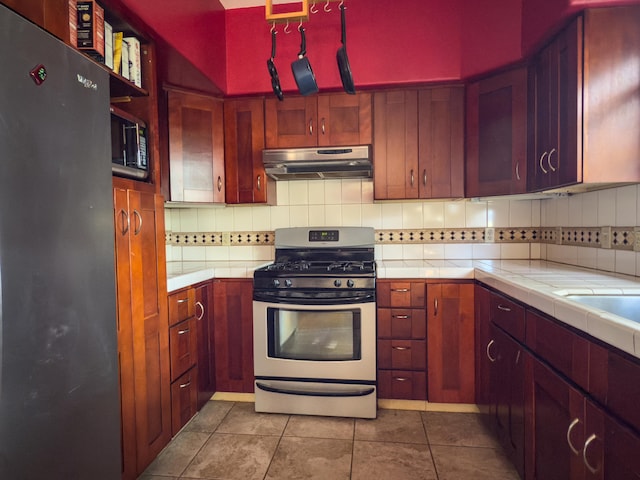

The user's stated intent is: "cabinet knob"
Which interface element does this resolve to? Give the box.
[423,169,427,186]
[321,117,325,135]
[582,434,601,475]
[486,339,497,362]
[195,301,204,320]
[133,209,142,235]
[515,161,521,181]
[256,174,262,192]
[566,418,581,455]
[217,175,223,192]
[119,209,130,236]
[309,118,313,136]
[410,169,415,187]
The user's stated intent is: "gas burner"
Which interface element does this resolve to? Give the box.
[327,261,367,272]
[267,261,310,271]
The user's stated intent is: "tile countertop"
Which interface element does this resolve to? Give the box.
[167,259,640,359]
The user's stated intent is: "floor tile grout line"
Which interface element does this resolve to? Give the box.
[177,400,237,479]
[420,411,442,480]
[260,413,292,480]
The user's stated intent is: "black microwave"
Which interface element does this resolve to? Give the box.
[110,105,149,180]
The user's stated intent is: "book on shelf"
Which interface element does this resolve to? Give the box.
[124,37,141,88]
[112,31,123,75]
[120,36,130,80]
[76,0,104,62]
[104,21,113,69]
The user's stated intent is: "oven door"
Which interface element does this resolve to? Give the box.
[253,300,376,382]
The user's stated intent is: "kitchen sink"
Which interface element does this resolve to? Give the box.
[565,295,640,324]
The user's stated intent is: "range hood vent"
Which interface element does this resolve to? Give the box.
[262,145,372,181]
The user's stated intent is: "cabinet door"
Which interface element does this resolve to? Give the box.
[224,98,275,205]
[213,279,254,393]
[317,93,372,146]
[265,96,318,148]
[491,324,526,479]
[584,400,640,480]
[427,282,475,403]
[115,188,171,474]
[530,18,581,191]
[418,87,464,199]
[531,359,585,480]
[113,187,136,480]
[466,67,527,197]
[168,89,225,202]
[373,90,419,200]
[195,281,215,409]
[475,285,492,412]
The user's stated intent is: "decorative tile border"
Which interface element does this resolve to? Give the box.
[166,227,640,251]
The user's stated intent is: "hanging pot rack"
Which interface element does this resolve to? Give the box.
[266,0,344,24]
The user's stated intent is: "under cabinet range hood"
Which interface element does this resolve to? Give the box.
[262,145,372,180]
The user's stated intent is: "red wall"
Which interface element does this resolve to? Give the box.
[225,0,463,97]
[123,0,640,96]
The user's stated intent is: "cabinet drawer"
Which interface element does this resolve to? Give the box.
[171,366,198,436]
[169,317,197,381]
[490,292,525,341]
[377,339,426,371]
[377,308,426,339]
[377,281,426,308]
[378,370,427,400]
[525,310,589,391]
[168,287,196,326]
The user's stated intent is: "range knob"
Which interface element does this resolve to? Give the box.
[284,279,293,287]
[272,279,280,287]
[347,279,355,288]
[334,279,342,287]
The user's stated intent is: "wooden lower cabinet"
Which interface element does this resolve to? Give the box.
[195,281,216,409]
[213,279,254,393]
[426,282,475,403]
[113,185,171,479]
[376,280,427,400]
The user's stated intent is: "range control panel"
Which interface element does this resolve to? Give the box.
[308,230,339,242]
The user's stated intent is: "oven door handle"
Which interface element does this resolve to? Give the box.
[255,381,375,398]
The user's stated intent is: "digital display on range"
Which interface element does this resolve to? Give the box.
[309,230,339,242]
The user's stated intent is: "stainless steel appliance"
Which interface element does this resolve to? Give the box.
[0,5,121,478]
[262,145,372,180]
[253,227,377,418]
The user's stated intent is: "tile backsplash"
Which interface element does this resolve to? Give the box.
[165,179,640,277]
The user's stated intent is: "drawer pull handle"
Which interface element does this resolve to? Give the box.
[195,301,204,320]
[392,315,410,319]
[392,346,410,351]
[391,288,409,292]
[582,434,600,474]
[566,418,581,455]
[393,377,409,382]
[179,381,191,389]
[486,339,496,362]
[178,329,190,335]
[434,298,438,316]
[497,304,511,312]
[515,350,521,365]
[177,298,189,304]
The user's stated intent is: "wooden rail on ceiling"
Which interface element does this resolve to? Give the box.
[265,0,344,24]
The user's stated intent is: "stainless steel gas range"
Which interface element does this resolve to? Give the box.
[252,227,377,418]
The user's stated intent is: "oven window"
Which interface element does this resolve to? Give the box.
[267,307,361,361]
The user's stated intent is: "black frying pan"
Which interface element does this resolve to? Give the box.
[337,4,355,94]
[267,30,283,100]
[291,27,319,96]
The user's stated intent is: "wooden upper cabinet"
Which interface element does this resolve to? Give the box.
[418,87,464,199]
[374,87,464,200]
[373,90,419,200]
[529,6,640,192]
[265,93,372,148]
[224,97,275,205]
[167,89,225,203]
[466,67,528,197]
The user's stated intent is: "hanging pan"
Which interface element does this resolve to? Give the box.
[267,29,283,100]
[336,3,355,94]
[291,26,319,96]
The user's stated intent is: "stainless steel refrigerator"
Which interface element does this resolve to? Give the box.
[0,4,121,479]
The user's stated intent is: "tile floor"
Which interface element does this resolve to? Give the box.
[139,401,519,480]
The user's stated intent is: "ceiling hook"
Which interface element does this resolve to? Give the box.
[324,0,332,13]
[284,19,291,34]
[310,1,318,14]
[338,0,344,8]
[298,18,303,31]
[270,21,276,33]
